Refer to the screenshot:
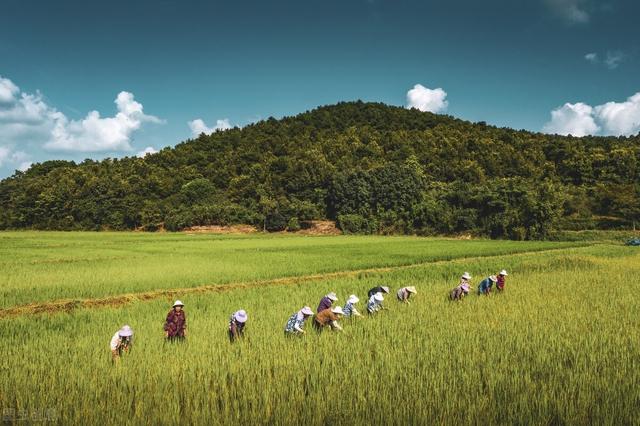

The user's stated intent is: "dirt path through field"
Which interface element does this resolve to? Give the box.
[0,245,590,319]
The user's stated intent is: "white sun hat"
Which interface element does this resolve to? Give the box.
[118,325,134,337]
[374,293,384,302]
[234,310,248,323]
[489,275,498,282]
[499,270,508,276]
[173,300,184,307]
[348,295,360,304]
[406,286,417,294]
[331,306,344,315]
[462,272,471,280]
[327,292,338,301]
[381,286,390,293]
[301,306,314,316]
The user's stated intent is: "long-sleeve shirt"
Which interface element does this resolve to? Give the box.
[317,296,333,313]
[367,286,386,298]
[497,275,506,290]
[478,278,493,294]
[367,295,383,313]
[343,302,360,317]
[314,309,342,330]
[285,311,308,333]
[164,309,187,337]
[397,287,410,302]
[458,280,470,294]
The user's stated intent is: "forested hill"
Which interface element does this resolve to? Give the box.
[1,101,639,238]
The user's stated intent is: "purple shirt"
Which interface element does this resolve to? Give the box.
[317,296,333,313]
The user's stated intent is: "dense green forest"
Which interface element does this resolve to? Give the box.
[0,101,638,239]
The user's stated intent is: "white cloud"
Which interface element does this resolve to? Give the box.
[137,146,158,158]
[0,75,162,158]
[45,91,162,152]
[594,93,640,136]
[584,52,598,63]
[543,102,599,136]
[545,0,590,24]
[544,92,640,137]
[0,76,19,104]
[406,84,448,113]
[0,145,31,170]
[188,118,232,137]
[18,161,32,172]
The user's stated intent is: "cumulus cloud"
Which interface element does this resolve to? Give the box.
[544,92,640,137]
[543,102,599,136]
[45,91,162,152]
[0,75,162,157]
[0,145,31,171]
[137,146,158,158]
[594,93,640,136]
[188,118,232,137]
[545,0,590,24]
[406,84,448,113]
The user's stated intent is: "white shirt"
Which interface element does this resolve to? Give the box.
[110,332,121,351]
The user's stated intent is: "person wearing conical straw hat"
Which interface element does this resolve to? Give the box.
[342,294,362,317]
[228,310,248,342]
[397,286,417,303]
[110,325,134,362]
[285,306,314,336]
[317,292,338,313]
[367,286,390,299]
[313,306,344,332]
[477,275,498,296]
[367,292,385,314]
[450,272,473,301]
[496,270,508,292]
[164,300,187,342]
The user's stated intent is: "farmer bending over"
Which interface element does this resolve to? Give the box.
[228,310,248,342]
[397,286,417,303]
[367,286,390,298]
[367,292,385,314]
[110,325,133,362]
[450,272,472,301]
[477,276,497,296]
[317,292,338,313]
[343,294,362,317]
[285,306,314,336]
[313,306,344,332]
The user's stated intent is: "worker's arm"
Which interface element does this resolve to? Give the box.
[294,322,305,333]
[331,321,343,331]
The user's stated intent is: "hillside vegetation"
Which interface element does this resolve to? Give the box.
[1,101,638,238]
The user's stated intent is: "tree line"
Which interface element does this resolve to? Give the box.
[1,101,638,239]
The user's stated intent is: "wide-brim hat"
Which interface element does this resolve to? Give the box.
[406,286,417,294]
[327,292,338,301]
[301,306,314,316]
[119,325,134,337]
[173,300,184,307]
[234,310,248,323]
[499,270,508,276]
[374,293,384,302]
[381,286,390,293]
[331,306,344,315]
[489,275,498,282]
[462,272,471,280]
[348,295,359,304]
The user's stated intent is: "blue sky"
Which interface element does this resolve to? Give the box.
[0,0,638,177]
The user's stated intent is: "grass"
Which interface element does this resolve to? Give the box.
[0,232,586,309]
[0,233,638,425]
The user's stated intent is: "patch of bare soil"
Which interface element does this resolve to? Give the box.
[184,224,258,234]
